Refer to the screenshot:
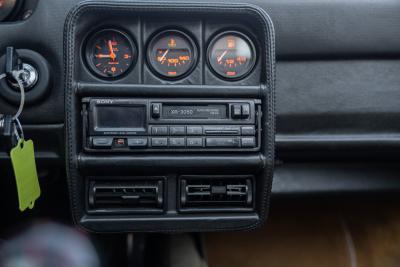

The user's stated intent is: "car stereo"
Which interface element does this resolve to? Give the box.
[82,98,261,152]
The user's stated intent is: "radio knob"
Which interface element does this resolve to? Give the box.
[151,103,161,118]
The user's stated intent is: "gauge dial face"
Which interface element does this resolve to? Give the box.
[208,32,256,80]
[147,30,197,79]
[0,0,17,21]
[85,29,136,78]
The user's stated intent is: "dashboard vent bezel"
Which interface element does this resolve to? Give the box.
[179,175,255,213]
[87,177,165,214]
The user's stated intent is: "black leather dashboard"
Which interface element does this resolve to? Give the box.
[1,0,400,229]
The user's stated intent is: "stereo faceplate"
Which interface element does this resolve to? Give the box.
[82,98,261,152]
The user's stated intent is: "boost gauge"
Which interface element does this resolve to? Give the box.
[85,29,136,78]
[147,30,197,79]
[208,31,256,80]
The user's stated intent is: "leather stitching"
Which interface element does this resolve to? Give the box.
[64,1,276,233]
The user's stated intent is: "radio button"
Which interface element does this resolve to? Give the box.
[170,126,186,135]
[92,137,113,148]
[241,126,256,136]
[231,104,242,119]
[206,137,240,148]
[151,126,168,136]
[241,104,250,118]
[187,138,203,147]
[114,138,128,148]
[186,126,203,135]
[151,103,161,118]
[116,138,125,145]
[241,137,256,147]
[128,138,148,147]
[151,137,168,147]
[204,126,240,135]
[169,137,186,147]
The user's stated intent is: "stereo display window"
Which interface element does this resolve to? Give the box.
[93,105,146,131]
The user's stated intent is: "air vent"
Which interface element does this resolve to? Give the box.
[89,180,163,212]
[180,176,253,211]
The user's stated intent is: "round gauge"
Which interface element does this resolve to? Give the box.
[85,29,136,78]
[147,30,197,79]
[207,31,256,80]
[0,0,20,21]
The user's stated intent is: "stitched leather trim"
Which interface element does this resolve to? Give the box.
[64,1,275,233]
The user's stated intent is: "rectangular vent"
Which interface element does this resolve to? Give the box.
[89,180,163,212]
[180,177,253,210]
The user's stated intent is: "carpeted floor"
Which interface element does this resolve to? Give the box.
[205,196,400,267]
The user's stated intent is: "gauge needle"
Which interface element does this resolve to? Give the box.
[159,49,169,62]
[108,40,116,60]
[95,54,112,58]
[217,50,228,63]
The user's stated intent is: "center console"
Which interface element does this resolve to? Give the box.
[64,1,275,232]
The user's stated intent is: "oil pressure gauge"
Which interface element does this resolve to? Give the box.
[208,31,256,80]
[147,30,197,79]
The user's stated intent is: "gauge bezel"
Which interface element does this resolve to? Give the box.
[84,28,137,80]
[207,31,257,81]
[0,0,20,21]
[146,29,198,80]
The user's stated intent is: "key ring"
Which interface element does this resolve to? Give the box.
[11,70,25,120]
[0,71,25,120]
[13,117,24,141]
[0,74,6,126]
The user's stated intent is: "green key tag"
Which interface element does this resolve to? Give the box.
[10,139,41,211]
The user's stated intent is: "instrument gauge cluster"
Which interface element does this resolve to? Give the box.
[83,28,257,82]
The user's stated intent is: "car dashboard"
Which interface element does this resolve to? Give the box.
[0,0,400,234]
